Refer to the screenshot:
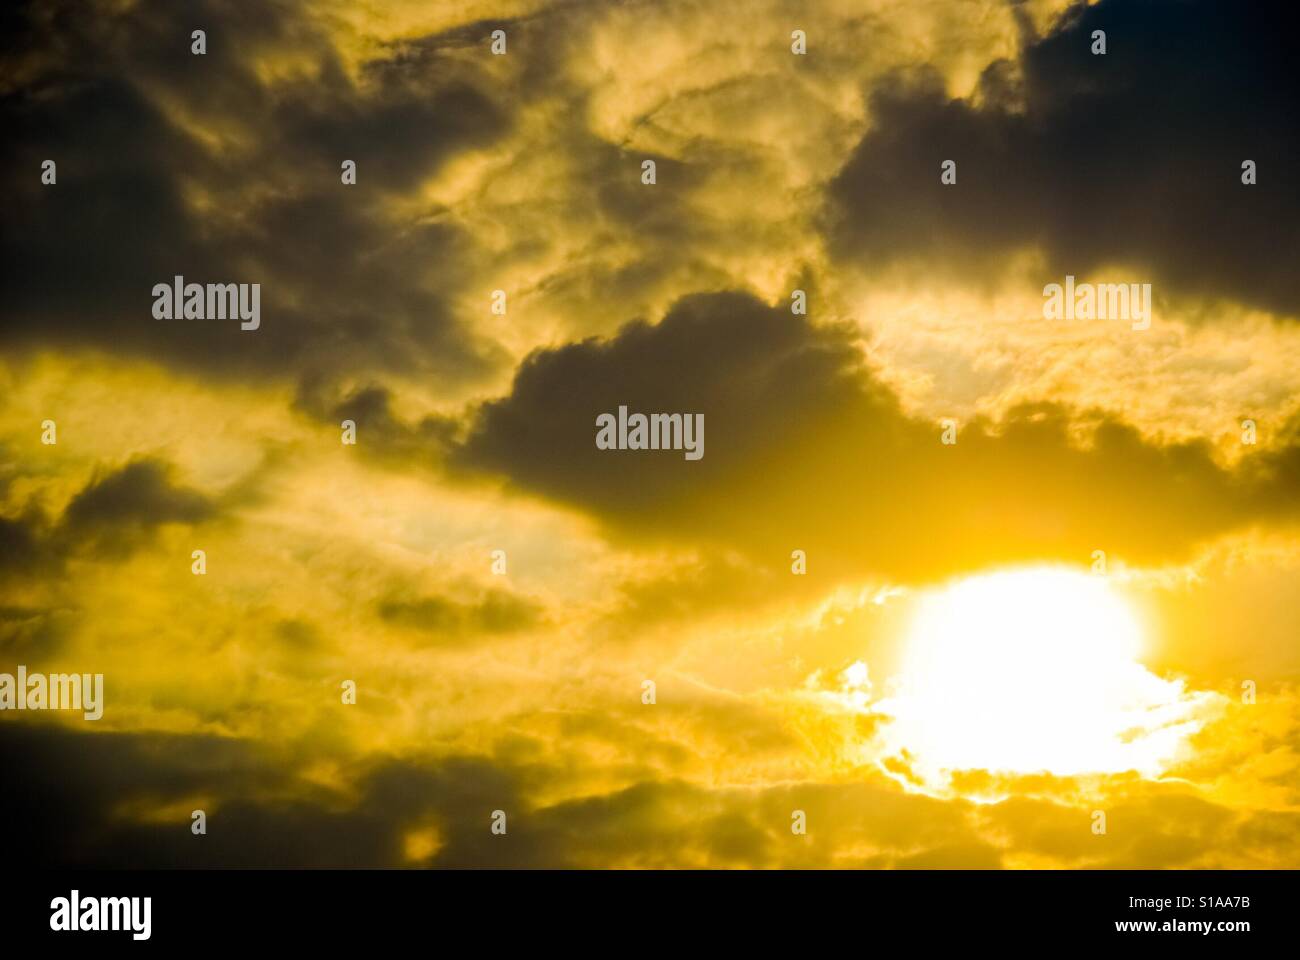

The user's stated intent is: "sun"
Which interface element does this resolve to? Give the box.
[877,567,1217,782]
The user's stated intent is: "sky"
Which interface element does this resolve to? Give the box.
[2,0,1299,868]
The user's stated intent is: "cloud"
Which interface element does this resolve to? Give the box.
[0,0,509,384]
[0,723,997,868]
[63,459,212,530]
[454,289,1297,582]
[378,588,545,645]
[56,458,214,558]
[826,0,1300,315]
[0,723,422,868]
[293,379,461,469]
[0,604,77,659]
[1,457,216,574]
[0,513,42,573]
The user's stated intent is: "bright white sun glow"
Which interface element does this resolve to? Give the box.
[878,568,1219,782]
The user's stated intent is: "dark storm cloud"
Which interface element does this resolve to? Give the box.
[1,457,217,570]
[1245,416,1300,520]
[453,289,1299,582]
[0,723,401,868]
[56,458,214,558]
[0,514,42,572]
[0,723,541,867]
[63,459,213,531]
[293,379,461,468]
[0,723,724,869]
[0,0,508,381]
[0,722,551,868]
[826,0,1300,315]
